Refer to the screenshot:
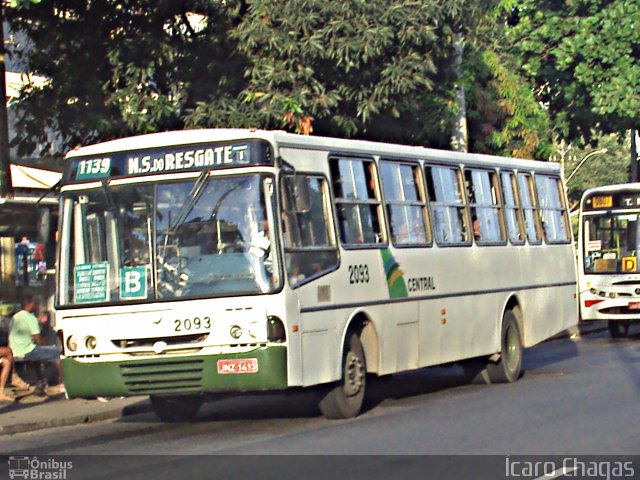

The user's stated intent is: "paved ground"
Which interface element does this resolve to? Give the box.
[0,321,606,436]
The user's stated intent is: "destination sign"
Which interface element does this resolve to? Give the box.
[65,139,273,183]
[584,191,640,211]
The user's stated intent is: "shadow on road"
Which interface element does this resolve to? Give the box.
[117,336,591,425]
[522,336,580,372]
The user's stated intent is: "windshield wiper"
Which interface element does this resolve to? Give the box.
[161,170,210,260]
[168,170,210,234]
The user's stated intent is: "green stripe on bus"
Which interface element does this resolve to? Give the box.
[380,248,408,298]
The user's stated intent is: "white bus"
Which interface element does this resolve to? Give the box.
[56,129,577,421]
[578,183,640,338]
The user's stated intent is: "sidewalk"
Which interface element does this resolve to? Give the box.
[0,321,608,436]
[0,393,151,435]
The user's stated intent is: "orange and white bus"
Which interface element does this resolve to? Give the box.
[578,183,640,338]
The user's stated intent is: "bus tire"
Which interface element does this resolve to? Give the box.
[608,321,629,339]
[150,394,202,422]
[319,332,366,419]
[486,310,522,384]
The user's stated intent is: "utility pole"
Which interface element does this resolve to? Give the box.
[0,5,12,200]
[450,31,468,153]
[631,128,639,183]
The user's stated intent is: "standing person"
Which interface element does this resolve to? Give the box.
[15,237,30,286]
[9,294,64,392]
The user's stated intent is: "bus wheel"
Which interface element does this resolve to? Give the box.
[319,332,366,419]
[486,310,522,383]
[150,394,202,422]
[608,321,629,339]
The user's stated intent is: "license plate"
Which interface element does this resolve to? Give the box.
[629,302,640,310]
[217,358,258,374]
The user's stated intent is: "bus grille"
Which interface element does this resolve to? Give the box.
[599,306,639,315]
[112,333,208,349]
[120,359,204,395]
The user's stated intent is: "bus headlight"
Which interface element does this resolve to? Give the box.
[85,336,97,350]
[590,288,597,294]
[248,321,260,339]
[229,325,243,339]
[609,292,617,298]
[66,335,78,352]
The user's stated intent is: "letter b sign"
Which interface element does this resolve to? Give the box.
[120,267,147,299]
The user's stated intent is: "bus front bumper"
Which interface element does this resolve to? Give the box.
[61,346,288,398]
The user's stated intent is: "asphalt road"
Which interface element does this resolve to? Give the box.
[0,328,638,479]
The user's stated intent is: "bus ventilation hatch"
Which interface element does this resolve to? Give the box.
[119,359,204,395]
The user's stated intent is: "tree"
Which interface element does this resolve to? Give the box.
[5,0,248,156]
[187,0,467,148]
[6,0,560,159]
[445,0,554,159]
[506,0,639,141]
[551,131,629,208]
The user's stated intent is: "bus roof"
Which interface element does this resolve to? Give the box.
[581,182,640,198]
[66,128,560,174]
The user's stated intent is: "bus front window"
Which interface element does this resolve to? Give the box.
[61,184,154,305]
[583,212,640,274]
[156,174,280,299]
[60,173,280,306]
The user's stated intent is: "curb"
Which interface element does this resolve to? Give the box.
[0,400,152,436]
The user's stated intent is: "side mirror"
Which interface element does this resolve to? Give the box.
[37,207,50,244]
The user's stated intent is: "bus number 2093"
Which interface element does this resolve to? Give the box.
[174,316,211,332]
[348,264,370,284]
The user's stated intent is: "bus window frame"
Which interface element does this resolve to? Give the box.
[516,171,543,245]
[279,171,341,288]
[329,155,388,250]
[499,170,527,246]
[425,163,472,248]
[379,158,433,249]
[534,174,572,245]
[464,167,507,247]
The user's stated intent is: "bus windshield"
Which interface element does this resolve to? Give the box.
[60,173,280,306]
[583,211,640,274]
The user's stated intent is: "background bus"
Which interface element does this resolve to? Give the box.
[56,129,577,421]
[578,183,640,338]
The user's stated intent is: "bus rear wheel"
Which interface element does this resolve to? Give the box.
[608,321,629,339]
[150,394,202,422]
[319,332,366,419]
[486,311,522,383]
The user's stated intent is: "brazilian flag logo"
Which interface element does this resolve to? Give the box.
[380,249,408,298]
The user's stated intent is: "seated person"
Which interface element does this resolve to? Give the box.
[0,346,30,402]
[9,294,64,392]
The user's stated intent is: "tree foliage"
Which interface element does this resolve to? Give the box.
[459,1,553,159]
[5,0,635,171]
[6,0,247,155]
[552,132,630,208]
[187,0,468,148]
[506,0,639,140]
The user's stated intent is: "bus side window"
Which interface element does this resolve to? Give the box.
[500,171,526,244]
[534,175,571,243]
[330,157,385,246]
[281,174,338,287]
[516,173,542,244]
[425,164,470,245]
[464,169,506,244]
[380,160,430,246]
